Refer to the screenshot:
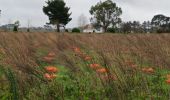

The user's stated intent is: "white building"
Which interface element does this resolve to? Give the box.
[83,24,103,33]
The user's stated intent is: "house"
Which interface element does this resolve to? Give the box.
[0,24,15,31]
[83,24,103,33]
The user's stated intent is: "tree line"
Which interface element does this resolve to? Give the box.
[1,0,170,33]
[43,0,170,33]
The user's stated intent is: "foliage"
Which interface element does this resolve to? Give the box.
[72,28,80,33]
[151,14,170,33]
[13,21,20,32]
[13,26,18,32]
[43,0,72,32]
[90,0,122,32]
[107,27,115,33]
[5,69,19,100]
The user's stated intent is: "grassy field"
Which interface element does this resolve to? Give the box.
[1,32,170,99]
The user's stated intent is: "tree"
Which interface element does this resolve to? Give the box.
[121,21,132,33]
[142,21,151,33]
[90,0,122,32]
[151,14,170,33]
[78,14,88,31]
[151,14,166,27]
[13,21,20,32]
[131,21,142,33]
[43,0,72,32]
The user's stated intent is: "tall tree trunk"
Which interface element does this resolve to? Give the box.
[56,24,60,32]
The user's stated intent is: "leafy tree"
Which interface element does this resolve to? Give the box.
[90,0,122,32]
[131,21,142,33]
[13,21,20,32]
[43,0,72,32]
[151,14,166,27]
[121,21,132,33]
[142,21,151,33]
[151,14,170,33]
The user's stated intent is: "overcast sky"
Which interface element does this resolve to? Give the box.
[0,0,170,28]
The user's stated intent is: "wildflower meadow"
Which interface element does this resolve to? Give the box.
[1,32,170,99]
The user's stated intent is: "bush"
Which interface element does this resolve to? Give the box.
[107,28,115,33]
[27,28,30,32]
[13,26,18,32]
[72,28,80,33]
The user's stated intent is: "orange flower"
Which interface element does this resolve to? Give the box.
[96,68,107,73]
[166,79,170,84]
[73,47,81,53]
[84,56,91,61]
[44,73,57,80]
[44,73,51,80]
[142,68,147,72]
[45,66,58,73]
[147,68,154,73]
[142,67,154,73]
[47,52,55,57]
[90,64,100,69]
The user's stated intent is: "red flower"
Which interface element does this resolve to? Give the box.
[44,73,51,80]
[45,66,58,73]
[147,68,154,73]
[44,73,57,80]
[90,64,100,69]
[96,68,107,73]
[73,47,81,53]
[166,79,170,84]
[142,67,154,73]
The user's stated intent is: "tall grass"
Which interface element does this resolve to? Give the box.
[1,32,170,99]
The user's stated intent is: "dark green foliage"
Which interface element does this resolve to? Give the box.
[121,22,132,33]
[5,68,19,100]
[107,28,115,33]
[72,28,80,33]
[13,26,18,32]
[151,14,170,33]
[27,28,30,32]
[43,0,72,32]
[13,21,20,32]
[90,0,122,32]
